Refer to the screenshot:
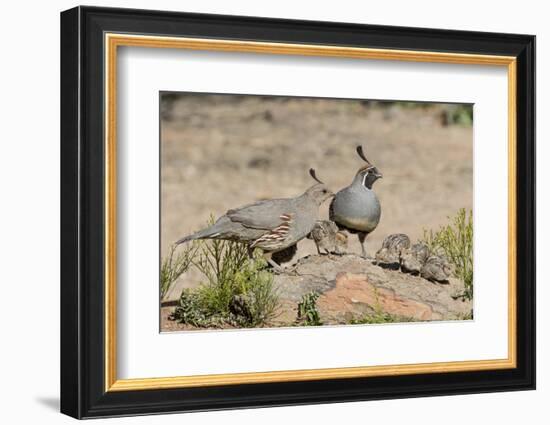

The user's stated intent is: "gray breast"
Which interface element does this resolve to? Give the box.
[330,185,381,233]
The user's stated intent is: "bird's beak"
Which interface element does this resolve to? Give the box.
[376,173,383,179]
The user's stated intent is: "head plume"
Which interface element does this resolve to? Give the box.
[305,168,334,204]
[309,168,324,184]
[354,145,382,187]
[355,145,378,174]
[356,145,372,166]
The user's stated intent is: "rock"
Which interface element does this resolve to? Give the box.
[272,254,471,325]
[318,273,437,322]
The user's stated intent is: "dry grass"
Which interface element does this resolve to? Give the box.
[160,243,196,300]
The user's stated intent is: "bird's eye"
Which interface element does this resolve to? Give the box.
[323,189,327,193]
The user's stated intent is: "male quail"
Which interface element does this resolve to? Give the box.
[375,233,410,267]
[308,220,348,255]
[176,169,334,271]
[330,146,382,258]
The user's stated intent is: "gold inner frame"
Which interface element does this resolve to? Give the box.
[104,33,517,392]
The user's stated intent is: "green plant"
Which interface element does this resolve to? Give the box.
[454,310,474,321]
[438,104,474,126]
[348,286,415,325]
[422,208,474,300]
[170,289,221,328]
[348,312,415,325]
[160,243,197,300]
[170,218,280,328]
[445,104,473,126]
[296,291,323,326]
[195,249,279,327]
[233,260,280,327]
[192,234,250,315]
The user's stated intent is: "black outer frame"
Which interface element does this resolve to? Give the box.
[60,6,535,419]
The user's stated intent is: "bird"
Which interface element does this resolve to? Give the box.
[335,232,349,254]
[375,233,410,267]
[401,242,430,274]
[329,145,382,258]
[421,255,452,282]
[175,169,334,271]
[308,220,348,255]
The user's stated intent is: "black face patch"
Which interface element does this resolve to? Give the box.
[362,168,381,189]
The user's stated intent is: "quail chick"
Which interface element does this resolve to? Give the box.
[335,231,349,254]
[421,255,452,282]
[330,146,382,258]
[176,169,334,271]
[401,243,430,274]
[308,220,348,255]
[375,233,410,267]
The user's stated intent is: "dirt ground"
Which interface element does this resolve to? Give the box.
[160,94,473,323]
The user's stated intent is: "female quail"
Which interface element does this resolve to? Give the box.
[176,169,334,271]
[330,146,382,258]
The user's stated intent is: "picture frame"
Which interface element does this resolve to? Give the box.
[60,5,535,419]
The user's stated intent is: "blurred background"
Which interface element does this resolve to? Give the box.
[161,93,473,299]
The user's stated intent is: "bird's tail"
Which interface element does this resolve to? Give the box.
[175,234,196,245]
[175,224,220,245]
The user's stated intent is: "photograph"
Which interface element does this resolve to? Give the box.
[57,4,536,420]
[159,92,474,331]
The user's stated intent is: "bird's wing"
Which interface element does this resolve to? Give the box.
[226,199,294,230]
